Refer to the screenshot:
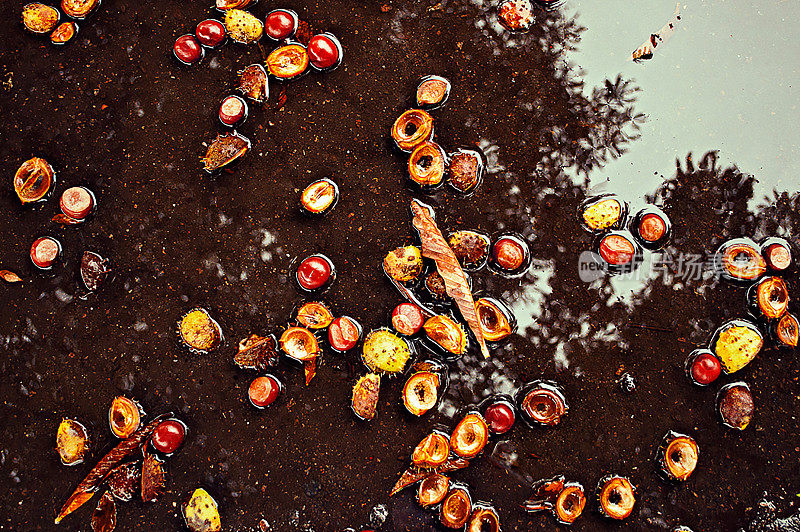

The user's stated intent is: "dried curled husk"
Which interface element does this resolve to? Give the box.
[412,432,450,468]
[295,301,334,329]
[712,319,763,374]
[390,457,469,496]
[108,396,142,439]
[224,9,263,44]
[91,491,116,532]
[658,431,698,481]
[467,503,502,532]
[351,373,381,421]
[234,334,279,370]
[383,245,423,283]
[81,251,110,291]
[203,132,250,173]
[391,109,434,152]
[440,486,472,528]
[236,64,268,103]
[183,488,222,532]
[56,419,89,466]
[279,326,320,362]
[22,3,59,34]
[748,276,789,320]
[141,452,166,503]
[450,413,489,459]
[424,315,467,356]
[517,380,568,427]
[14,157,55,203]
[362,329,412,375]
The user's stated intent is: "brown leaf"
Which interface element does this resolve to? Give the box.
[52,213,83,225]
[106,462,140,502]
[91,491,116,532]
[234,334,279,371]
[55,413,170,523]
[0,270,22,283]
[141,452,166,503]
[410,200,489,358]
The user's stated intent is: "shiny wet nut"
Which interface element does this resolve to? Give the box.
[296,254,335,291]
[685,349,721,386]
[248,375,281,408]
[717,382,754,430]
[308,33,343,71]
[392,302,424,336]
[484,400,515,434]
[60,186,94,220]
[183,488,221,532]
[328,316,361,352]
[266,44,309,80]
[173,34,204,65]
[264,9,298,40]
[30,237,61,269]
[196,19,226,47]
[151,419,187,454]
[22,3,59,34]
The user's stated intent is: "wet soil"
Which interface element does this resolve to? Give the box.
[1,1,799,531]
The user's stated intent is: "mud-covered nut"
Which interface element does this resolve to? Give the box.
[352,373,380,420]
[416,75,451,109]
[717,382,754,430]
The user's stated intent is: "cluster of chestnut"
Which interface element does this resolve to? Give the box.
[10,157,109,290]
[684,236,795,431]
[171,5,342,174]
[578,194,671,275]
[21,0,100,46]
[390,77,486,196]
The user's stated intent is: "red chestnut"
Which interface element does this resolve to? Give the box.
[328,316,361,352]
[686,349,721,386]
[264,9,298,40]
[308,33,342,71]
[392,303,424,336]
[249,375,281,408]
[173,34,204,65]
[218,95,248,127]
[30,237,61,269]
[60,186,94,220]
[484,401,515,434]
[151,419,186,454]
[196,19,226,48]
[296,254,335,291]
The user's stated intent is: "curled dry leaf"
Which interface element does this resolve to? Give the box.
[234,334,279,371]
[390,457,470,496]
[410,200,489,358]
[91,491,116,532]
[55,413,170,524]
[304,357,317,385]
[141,452,166,503]
[0,270,22,283]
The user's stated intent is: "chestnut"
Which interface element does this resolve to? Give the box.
[296,254,336,292]
[761,237,793,272]
[595,230,643,274]
[631,206,671,250]
[391,109,434,152]
[173,34,204,65]
[328,316,361,352]
[196,19,226,47]
[408,141,447,189]
[60,186,95,220]
[219,95,248,127]
[30,237,61,269]
[489,233,531,278]
[264,9,298,41]
[416,75,451,110]
[308,33,343,72]
[266,43,310,80]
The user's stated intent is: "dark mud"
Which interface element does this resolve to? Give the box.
[1,1,799,531]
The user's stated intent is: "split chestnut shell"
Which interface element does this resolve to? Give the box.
[774,313,799,347]
[517,380,568,427]
[108,396,142,439]
[467,504,501,532]
[203,132,250,173]
[715,238,767,283]
[440,486,472,528]
[391,109,434,152]
[475,297,516,342]
[178,308,223,354]
[408,141,447,188]
[279,326,321,362]
[412,432,450,468]
[402,371,440,416]
[747,276,789,320]
[597,475,635,520]
[424,315,467,356]
[236,64,269,103]
[351,373,381,421]
[658,431,698,481]
[447,149,485,195]
[295,301,334,329]
[14,157,55,203]
[416,75,451,110]
[418,474,449,507]
[61,0,100,19]
[56,418,89,466]
[450,413,489,459]
[266,43,309,80]
[447,230,490,271]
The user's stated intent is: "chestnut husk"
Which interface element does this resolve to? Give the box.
[108,396,143,439]
[383,245,424,284]
[203,132,250,173]
[773,313,799,347]
[423,314,468,357]
[450,412,489,459]
[596,475,636,520]
[554,482,586,524]
[177,308,223,354]
[51,21,78,44]
[578,194,628,233]
[266,42,309,81]
[408,141,447,190]
[440,485,472,528]
[515,380,568,427]
[61,0,100,19]
[467,503,501,532]
[299,178,339,216]
[14,157,55,203]
[236,64,269,103]
[391,109,434,152]
[295,301,334,330]
[714,238,767,284]
[279,326,321,362]
[402,371,440,416]
[747,276,789,321]
[447,230,490,271]
[412,431,450,468]
[475,297,517,342]
[446,149,485,195]
[418,474,449,507]
[658,430,698,481]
